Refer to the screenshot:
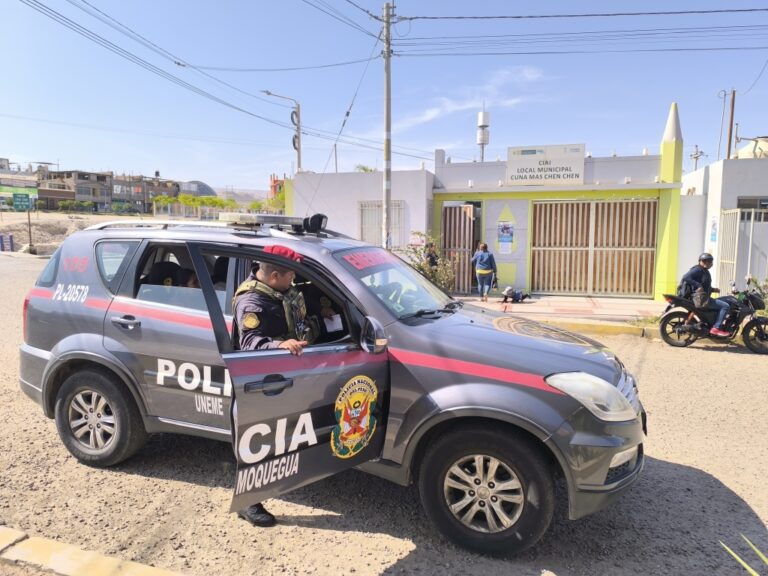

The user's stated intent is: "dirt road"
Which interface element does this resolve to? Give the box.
[1,255,765,576]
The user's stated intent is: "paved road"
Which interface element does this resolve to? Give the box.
[1,255,766,576]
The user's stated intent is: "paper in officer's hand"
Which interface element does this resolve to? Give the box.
[324,314,343,332]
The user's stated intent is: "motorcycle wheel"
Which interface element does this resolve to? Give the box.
[659,311,699,347]
[742,317,768,354]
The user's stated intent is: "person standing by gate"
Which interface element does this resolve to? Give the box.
[471,242,497,302]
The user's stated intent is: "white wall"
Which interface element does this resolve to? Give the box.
[291,170,433,244]
[434,149,662,190]
[682,158,768,285]
[677,195,707,280]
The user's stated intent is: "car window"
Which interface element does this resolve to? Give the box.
[135,245,207,312]
[334,247,451,318]
[95,241,139,293]
[36,247,61,287]
[231,257,349,350]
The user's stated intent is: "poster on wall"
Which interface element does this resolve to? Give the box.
[484,200,529,288]
[497,221,514,254]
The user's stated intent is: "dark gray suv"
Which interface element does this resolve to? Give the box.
[19,214,645,555]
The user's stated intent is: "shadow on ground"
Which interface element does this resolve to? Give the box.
[118,439,766,576]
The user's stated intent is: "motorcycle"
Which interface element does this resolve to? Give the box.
[660,281,768,354]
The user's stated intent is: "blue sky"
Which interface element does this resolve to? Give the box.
[2,0,767,191]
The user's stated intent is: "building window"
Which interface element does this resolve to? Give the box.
[359,200,403,247]
[737,197,768,222]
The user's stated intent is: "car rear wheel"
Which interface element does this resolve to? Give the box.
[418,426,554,556]
[54,368,147,467]
[659,310,699,347]
[742,317,768,354]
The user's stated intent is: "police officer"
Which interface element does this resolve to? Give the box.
[233,244,313,527]
[681,252,730,337]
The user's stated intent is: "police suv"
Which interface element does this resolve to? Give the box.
[20,214,646,556]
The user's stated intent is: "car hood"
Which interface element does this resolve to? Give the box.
[396,305,625,385]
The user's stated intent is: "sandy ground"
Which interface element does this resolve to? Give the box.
[0,255,766,576]
[0,211,144,253]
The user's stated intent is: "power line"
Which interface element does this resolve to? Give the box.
[391,24,768,47]
[63,0,288,108]
[298,0,378,37]
[343,0,381,21]
[399,8,768,21]
[300,31,384,214]
[184,57,380,73]
[17,0,429,160]
[743,57,768,95]
[397,46,768,58]
[19,0,291,126]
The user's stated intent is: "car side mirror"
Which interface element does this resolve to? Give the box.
[361,316,388,354]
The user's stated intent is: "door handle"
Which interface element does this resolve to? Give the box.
[244,374,294,395]
[111,315,141,329]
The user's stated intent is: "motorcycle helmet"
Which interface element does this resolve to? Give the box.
[698,252,714,262]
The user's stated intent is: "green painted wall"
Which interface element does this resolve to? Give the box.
[284,179,295,216]
[433,188,679,300]
[655,188,680,300]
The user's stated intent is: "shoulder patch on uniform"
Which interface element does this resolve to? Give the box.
[243,313,260,329]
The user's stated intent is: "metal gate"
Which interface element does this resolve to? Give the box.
[531,199,658,296]
[718,209,768,286]
[442,204,475,294]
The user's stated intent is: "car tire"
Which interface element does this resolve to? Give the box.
[54,368,147,467]
[742,317,768,354]
[659,310,699,347]
[418,426,555,556]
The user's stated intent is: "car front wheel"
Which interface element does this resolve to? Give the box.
[418,426,555,556]
[54,368,147,467]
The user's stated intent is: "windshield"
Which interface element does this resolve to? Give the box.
[335,247,453,319]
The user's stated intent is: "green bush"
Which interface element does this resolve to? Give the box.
[399,232,456,294]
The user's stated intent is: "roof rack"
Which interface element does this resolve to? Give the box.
[86,219,230,231]
[85,213,351,239]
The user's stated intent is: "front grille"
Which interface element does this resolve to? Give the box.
[617,371,641,413]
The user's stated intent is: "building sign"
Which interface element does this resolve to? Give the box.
[506,144,585,186]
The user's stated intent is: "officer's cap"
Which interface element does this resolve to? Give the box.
[263,245,303,263]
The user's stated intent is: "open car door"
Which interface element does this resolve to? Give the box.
[187,243,391,513]
[225,343,389,512]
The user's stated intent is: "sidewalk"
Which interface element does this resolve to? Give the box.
[0,526,185,576]
[456,293,664,339]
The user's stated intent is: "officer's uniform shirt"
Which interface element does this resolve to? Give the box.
[234,273,291,351]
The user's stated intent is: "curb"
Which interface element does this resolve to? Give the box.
[0,526,185,576]
[540,319,660,340]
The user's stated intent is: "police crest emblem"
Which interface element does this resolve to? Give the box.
[331,375,377,459]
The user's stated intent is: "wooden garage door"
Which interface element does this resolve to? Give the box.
[531,200,657,296]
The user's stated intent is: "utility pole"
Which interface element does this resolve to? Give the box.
[726,89,736,160]
[690,145,705,170]
[382,2,392,249]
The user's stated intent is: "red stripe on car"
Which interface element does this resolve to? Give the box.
[389,348,563,395]
[226,350,386,377]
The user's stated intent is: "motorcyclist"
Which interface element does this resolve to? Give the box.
[681,253,730,337]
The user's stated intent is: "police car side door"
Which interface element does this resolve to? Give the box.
[187,244,390,511]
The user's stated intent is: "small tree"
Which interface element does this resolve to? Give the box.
[400,232,456,293]
[249,200,264,212]
[355,164,376,172]
[35,200,46,210]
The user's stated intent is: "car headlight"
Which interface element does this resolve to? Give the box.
[546,372,636,422]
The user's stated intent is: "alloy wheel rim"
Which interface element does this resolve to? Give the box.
[68,389,116,451]
[443,454,524,533]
